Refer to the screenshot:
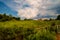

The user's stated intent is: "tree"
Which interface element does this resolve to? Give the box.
[24,18,33,20]
[3,13,6,17]
[16,17,20,20]
[49,18,52,21]
[0,13,21,21]
[56,15,60,20]
[9,14,12,17]
[24,18,27,20]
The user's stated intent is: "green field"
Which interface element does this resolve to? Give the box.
[0,20,60,40]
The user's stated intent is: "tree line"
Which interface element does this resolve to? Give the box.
[0,13,20,22]
[56,15,60,20]
[0,13,60,22]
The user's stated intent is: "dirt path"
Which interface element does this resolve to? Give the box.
[56,33,60,40]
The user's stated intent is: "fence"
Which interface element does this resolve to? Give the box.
[57,25,60,33]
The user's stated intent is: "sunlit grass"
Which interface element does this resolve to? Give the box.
[0,20,59,40]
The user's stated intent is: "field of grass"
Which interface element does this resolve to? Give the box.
[0,20,60,40]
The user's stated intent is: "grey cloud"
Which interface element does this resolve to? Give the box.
[1,0,60,19]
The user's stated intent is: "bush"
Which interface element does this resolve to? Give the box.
[0,27,56,40]
[0,27,23,40]
[23,29,56,40]
[56,15,60,20]
[0,13,20,22]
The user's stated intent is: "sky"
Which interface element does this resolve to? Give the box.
[0,0,60,19]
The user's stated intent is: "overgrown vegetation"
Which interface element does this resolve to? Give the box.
[0,20,60,40]
[56,15,60,20]
[0,13,60,40]
[0,13,20,22]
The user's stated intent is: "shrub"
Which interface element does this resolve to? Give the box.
[56,15,60,20]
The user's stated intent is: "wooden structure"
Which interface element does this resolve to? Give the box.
[57,25,60,33]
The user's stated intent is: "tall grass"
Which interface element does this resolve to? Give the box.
[0,20,59,40]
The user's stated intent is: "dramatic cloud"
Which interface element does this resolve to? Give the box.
[18,0,60,19]
[18,8,39,19]
[0,0,60,19]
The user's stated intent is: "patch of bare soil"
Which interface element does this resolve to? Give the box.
[56,33,60,40]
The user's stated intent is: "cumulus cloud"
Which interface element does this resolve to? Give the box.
[18,8,39,19]
[1,0,60,19]
[17,0,60,19]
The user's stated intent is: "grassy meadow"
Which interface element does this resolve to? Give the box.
[0,20,60,40]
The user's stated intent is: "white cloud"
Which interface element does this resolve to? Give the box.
[18,8,39,19]
[1,0,60,19]
[17,0,60,19]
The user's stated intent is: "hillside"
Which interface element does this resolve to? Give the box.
[0,20,60,40]
[0,13,60,40]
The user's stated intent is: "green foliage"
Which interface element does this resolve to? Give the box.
[0,13,20,22]
[56,15,60,20]
[49,18,52,21]
[24,29,56,40]
[24,18,33,21]
[0,13,59,40]
[0,27,23,40]
[0,26,56,40]
[0,20,59,40]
